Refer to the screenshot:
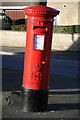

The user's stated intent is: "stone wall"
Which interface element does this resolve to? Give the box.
[0,30,79,51]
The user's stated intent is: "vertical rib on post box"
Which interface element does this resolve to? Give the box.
[22,6,59,112]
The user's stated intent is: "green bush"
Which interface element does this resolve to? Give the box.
[53,25,80,33]
[11,24,80,33]
[11,25,26,31]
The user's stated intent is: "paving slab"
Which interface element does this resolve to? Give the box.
[2,91,80,119]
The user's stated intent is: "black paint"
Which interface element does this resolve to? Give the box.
[21,87,48,112]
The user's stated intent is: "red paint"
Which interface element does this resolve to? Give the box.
[22,6,59,90]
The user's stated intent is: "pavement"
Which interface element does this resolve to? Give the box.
[1,46,80,119]
[2,91,80,119]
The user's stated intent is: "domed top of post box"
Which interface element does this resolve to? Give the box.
[23,6,60,18]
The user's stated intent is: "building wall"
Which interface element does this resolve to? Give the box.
[47,1,79,25]
[78,2,80,25]
[1,1,79,25]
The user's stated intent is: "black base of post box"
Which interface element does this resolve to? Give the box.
[21,87,48,112]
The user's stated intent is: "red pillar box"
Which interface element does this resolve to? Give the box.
[22,6,59,112]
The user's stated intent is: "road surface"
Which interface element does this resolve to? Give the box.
[1,47,80,90]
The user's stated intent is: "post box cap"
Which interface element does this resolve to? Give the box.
[23,6,60,18]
